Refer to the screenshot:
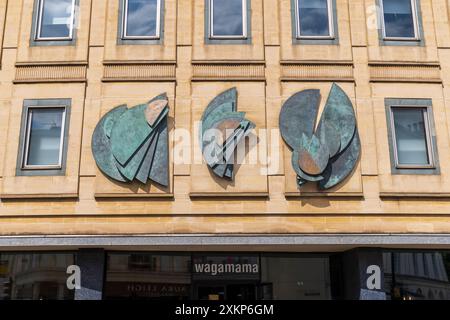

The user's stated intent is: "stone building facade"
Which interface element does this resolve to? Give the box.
[0,0,449,300]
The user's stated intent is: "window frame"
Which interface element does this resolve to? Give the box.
[34,0,76,41]
[16,99,72,177]
[121,0,162,40]
[380,0,420,41]
[389,106,434,169]
[294,0,335,40]
[208,0,248,40]
[21,106,67,170]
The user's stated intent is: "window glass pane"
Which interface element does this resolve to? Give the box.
[125,0,158,37]
[382,0,416,38]
[26,108,64,167]
[39,0,74,39]
[212,0,244,37]
[0,253,75,300]
[298,0,330,37]
[392,108,430,165]
[260,256,331,300]
[383,251,450,300]
[104,253,191,300]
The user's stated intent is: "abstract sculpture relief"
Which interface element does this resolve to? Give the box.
[92,94,169,187]
[200,88,255,180]
[280,83,360,190]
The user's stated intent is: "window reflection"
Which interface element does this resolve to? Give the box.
[0,253,75,300]
[297,0,331,37]
[37,0,75,39]
[24,108,65,167]
[124,0,159,38]
[384,252,450,300]
[382,0,417,39]
[391,107,431,166]
[211,0,245,37]
[104,253,191,300]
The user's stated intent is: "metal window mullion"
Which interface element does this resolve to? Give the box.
[22,108,34,168]
[57,108,67,168]
[423,108,435,167]
[390,107,401,168]
[410,0,420,40]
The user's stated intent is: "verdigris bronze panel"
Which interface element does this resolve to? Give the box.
[92,94,170,187]
[200,88,255,181]
[280,83,360,190]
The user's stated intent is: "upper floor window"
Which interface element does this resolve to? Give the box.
[22,107,66,169]
[122,0,161,39]
[380,0,419,40]
[17,99,71,176]
[209,0,248,39]
[295,0,334,39]
[35,0,76,41]
[385,98,439,175]
[390,107,433,168]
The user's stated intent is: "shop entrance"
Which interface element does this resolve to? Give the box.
[195,282,258,300]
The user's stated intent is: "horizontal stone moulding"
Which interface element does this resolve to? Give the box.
[102,61,176,82]
[14,63,88,83]
[285,192,364,198]
[369,61,441,83]
[189,192,269,198]
[280,60,354,82]
[94,193,174,199]
[192,61,266,81]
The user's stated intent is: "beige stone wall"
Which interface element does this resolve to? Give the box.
[0,0,450,236]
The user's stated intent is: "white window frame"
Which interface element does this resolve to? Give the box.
[35,0,76,41]
[389,106,434,169]
[21,106,67,170]
[209,0,248,39]
[122,0,162,40]
[295,0,334,39]
[380,0,420,41]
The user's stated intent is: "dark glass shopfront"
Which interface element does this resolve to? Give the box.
[0,250,449,300]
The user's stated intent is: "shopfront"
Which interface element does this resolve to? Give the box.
[0,250,449,300]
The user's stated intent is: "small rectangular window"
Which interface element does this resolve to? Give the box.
[22,107,66,169]
[122,0,161,39]
[390,107,434,168]
[35,0,76,41]
[381,0,419,40]
[295,0,334,39]
[209,0,247,39]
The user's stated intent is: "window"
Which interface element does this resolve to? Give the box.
[390,107,433,168]
[209,0,248,39]
[22,108,66,169]
[295,0,334,39]
[380,0,419,40]
[34,0,76,41]
[122,0,161,39]
[385,99,439,174]
[17,99,71,176]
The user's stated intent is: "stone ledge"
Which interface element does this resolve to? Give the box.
[280,60,354,82]
[369,61,441,83]
[102,60,176,82]
[14,62,88,84]
[192,60,266,81]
